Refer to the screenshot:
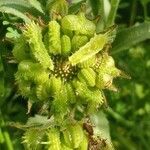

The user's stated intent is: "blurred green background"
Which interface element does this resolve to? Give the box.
[0,0,150,150]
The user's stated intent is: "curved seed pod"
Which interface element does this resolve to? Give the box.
[71,35,88,52]
[77,12,96,35]
[77,132,88,150]
[23,22,54,70]
[22,129,45,149]
[104,55,115,68]
[61,35,71,56]
[17,60,49,84]
[70,123,84,148]
[72,80,93,102]
[65,82,76,104]
[96,73,113,89]
[69,33,109,66]
[48,21,61,55]
[16,75,38,101]
[36,84,49,101]
[12,36,30,62]
[77,68,96,87]
[61,13,96,36]
[73,80,103,108]
[87,89,104,113]
[62,128,73,148]
[49,76,62,96]
[78,55,96,68]
[48,0,68,19]
[47,128,61,150]
[33,71,49,84]
[16,61,35,81]
[31,65,49,84]
[18,80,31,98]
[63,123,84,149]
[51,83,68,122]
[61,15,80,31]
[18,60,33,72]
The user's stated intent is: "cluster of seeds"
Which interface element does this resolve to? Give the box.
[13,6,126,149]
[52,56,78,81]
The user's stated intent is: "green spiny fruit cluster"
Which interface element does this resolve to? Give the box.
[12,1,126,149]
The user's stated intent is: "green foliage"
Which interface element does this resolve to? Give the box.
[112,22,150,53]
[0,0,150,150]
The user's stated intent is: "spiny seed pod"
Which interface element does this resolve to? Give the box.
[16,63,34,81]
[70,123,84,148]
[77,12,96,35]
[18,60,33,72]
[36,84,49,101]
[48,21,61,55]
[17,60,49,84]
[71,35,89,52]
[87,89,104,113]
[48,0,68,19]
[61,13,96,36]
[12,36,30,62]
[62,128,72,148]
[77,132,88,150]
[104,55,115,68]
[78,55,96,68]
[51,84,68,122]
[69,32,109,66]
[22,129,44,149]
[65,82,76,104]
[72,80,91,101]
[61,15,80,31]
[61,35,71,56]
[47,128,61,150]
[18,81,31,98]
[77,68,96,87]
[49,76,62,96]
[96,73,113,89]
[33,71,49,84]
[73,80,104,111]
[23,22,54,70]
[63,123,84,149]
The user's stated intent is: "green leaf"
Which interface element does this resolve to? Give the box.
[112,22,150,53]
[0,0,30,8]
[27,0,44,14]
[6,27,20,39]
[0,6,31,23]
[9,115,55,130]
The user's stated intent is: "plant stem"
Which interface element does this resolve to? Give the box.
[143,5,148,20]
[129,0,137,26]
[106,0,120,27]
[0,128,5,143]
[3,130,14,150]
[106,107,134,127]
[0,113,14,150]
